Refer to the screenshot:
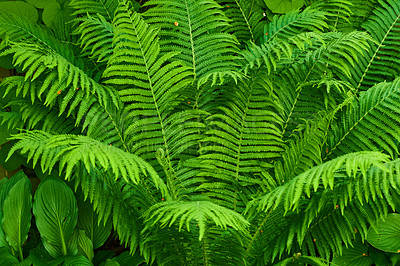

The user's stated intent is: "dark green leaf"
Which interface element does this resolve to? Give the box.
[2,175,32,258]
[33,178,78,257]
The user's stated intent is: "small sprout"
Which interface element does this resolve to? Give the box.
[174,21,179,26]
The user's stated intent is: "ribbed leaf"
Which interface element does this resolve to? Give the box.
[77,229,94,261]
[33,178,78,257]
[77,196,112,249]
[2,174,32,259]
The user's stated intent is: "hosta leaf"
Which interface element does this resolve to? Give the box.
[367,213,400,253]
[77,196,111,249]
[332,234,373,266]
[63,254,93,265]
[2,175,32,256]
[264,0,304,14]
[77,229,94,261]
[33,178,78,257]
[0,247,19,264]
[0,1,38,23]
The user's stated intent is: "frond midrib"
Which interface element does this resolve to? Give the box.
[356,12,400,91]
[325,87,399,159]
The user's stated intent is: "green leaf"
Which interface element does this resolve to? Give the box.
[2,175,32,259]
[93,250,115,266]
[0,142,25,171]
[25,0,56,9]
[42,1,74,28]
[332,235,373,266]
[77,196,111,249]
[63,254,93,265]
[264,0,304,14]
[77,230,94,261]
[0,1,38,22]
[29,246,66,266]
[113,251,145,266]
[367,213,400,253]
[0,246,19,264]
[33,178,78,257]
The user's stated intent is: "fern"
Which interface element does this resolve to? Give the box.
[327,78,400,159]
[8,131,159,185]
[216,0,265,44]
[142,0,240,86]
[349,0,400,91]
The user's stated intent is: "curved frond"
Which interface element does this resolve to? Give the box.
[263,7,328,44]
[8,131,159,185]
[74,14,114,63]
[255,151,388,212]
[145,200,249,240]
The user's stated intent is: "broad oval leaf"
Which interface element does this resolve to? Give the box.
[25,0,56,9]
[332,234,373,266]
[367,213,400,253]
[33,178,78,257]
[77,196,111,249]
[0,1,38,22]
[2,175,32,254]
[264,0,304,14]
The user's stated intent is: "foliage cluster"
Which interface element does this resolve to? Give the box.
[1,0,400,265]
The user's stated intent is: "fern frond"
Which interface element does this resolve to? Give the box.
[216,0,264,44]
[103,1,204,184]
[327,78,400,159]
[350,0,400,90]
[332,0,377,32]
[254,151,388,213]
[190,68,284,211]
[276,113,332,183]
[263,7,329,44]
[69,0,118,22]
[74,14,114,63]
[8,131,159,185]
[145,200,249,240]
[277,31,370,138]
[142,0,240,85]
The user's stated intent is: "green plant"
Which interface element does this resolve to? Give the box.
[1,0,400,265]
